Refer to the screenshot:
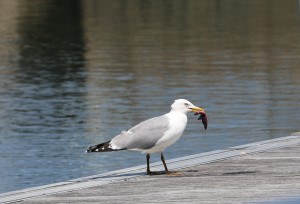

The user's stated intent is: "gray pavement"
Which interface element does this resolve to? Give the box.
[1,134,300,204]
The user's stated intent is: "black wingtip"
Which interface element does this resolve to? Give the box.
[86,140,116,153]
[86,147,93,153]
[86,144,102,152]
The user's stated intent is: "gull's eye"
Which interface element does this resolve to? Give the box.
[184,103,189,106]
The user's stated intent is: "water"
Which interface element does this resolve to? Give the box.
[0,0,300,193]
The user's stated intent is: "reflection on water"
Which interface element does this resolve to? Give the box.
[0,0,300,193]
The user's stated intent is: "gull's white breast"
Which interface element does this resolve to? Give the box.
[144,111,187,153]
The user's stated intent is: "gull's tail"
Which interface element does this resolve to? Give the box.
[86,141,125,153]
[86,141,114,153]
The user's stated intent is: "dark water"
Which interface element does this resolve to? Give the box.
[0,0,300,193]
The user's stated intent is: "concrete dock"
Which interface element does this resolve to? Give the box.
[1,134,300,203]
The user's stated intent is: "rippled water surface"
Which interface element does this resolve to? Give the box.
[0,0,300,193]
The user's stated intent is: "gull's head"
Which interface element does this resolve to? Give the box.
[171,99,205,114]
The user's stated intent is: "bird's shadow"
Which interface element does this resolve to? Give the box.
[108,170,201,178]
[87,170,180,181]
[81,169,201,182]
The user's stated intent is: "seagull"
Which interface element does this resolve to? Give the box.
[86,99,207,175]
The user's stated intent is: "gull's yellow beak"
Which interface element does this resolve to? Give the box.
[190,106,205,113]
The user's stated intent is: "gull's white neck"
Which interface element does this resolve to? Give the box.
[166,109,188,123]
[168,108,190,115]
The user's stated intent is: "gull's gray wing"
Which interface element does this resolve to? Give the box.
[110,115,170,150]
